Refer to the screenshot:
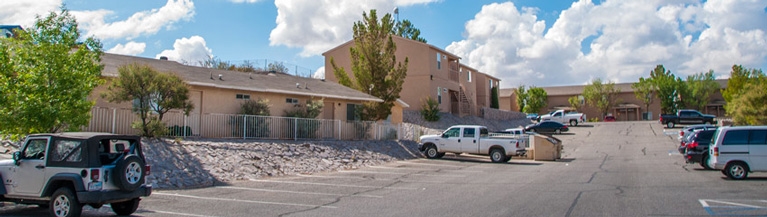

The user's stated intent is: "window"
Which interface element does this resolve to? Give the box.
[22,139,47,160]
[236,94,250,100]
[437,87,442,104]
[489,80,494,89]
[443,128,460,138]
[286,98,299,104]
[463,128,476,138]
[722,130,749,145]
[346,104,359,121]
[51,140,82,162]
[749,130,767,145]
[467,70,472,82]
[437,53,441,70]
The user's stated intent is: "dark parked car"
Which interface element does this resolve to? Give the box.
[526,113,539,122]
[524,121,568,134]
[659,109,716,128]
[677,124,717,153]
[603,115,616,122]
[683,129,717,169]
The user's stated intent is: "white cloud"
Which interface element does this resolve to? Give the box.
[229,0,262,3]
[446,0,767,88]
[312,67,325,79]
[72,0,195,40]
[156,36,213,66]
[0,0,60,27]
[107,42,147,56]
[270,0,440,57]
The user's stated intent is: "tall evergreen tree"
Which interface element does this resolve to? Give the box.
[393,19,427,43]
[514,85,527,112]
[330,9,408,121]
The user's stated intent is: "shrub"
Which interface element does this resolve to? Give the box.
[420,97,440,122]
[167,125,193,136]
[283,99,324,139]
[132,117,167,137]
[231,99,271,138]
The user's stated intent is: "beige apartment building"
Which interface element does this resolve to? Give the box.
[323,35,500,117]
[89,53,392,137]
[500,80,728,121]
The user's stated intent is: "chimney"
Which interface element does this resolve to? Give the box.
[159,56,168,60]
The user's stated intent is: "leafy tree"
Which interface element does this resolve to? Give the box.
[632,77,656,117]
[0,8,103,139]
[330,9,408,121]
[722,65,764,104]
[682,70,720,111]
[583,78,621,118]
[393,19,426,43]
[490,86,500,109]
[514,85,527,112]
[649,65,683,114]
[230,99,271,138]
[722,65,765,120]
[728,79,767,125]
[420,97,440,122]
[524,87,548,114]
[102,63,194,137]
[568,96,582,112]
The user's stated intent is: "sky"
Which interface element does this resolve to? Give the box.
[1,0,766,88]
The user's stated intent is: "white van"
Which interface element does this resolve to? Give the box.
[708,126,767,180]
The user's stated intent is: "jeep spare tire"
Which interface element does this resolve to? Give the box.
[114,155,145,192]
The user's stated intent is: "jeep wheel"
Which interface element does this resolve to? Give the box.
[50,188,82,217]
[111,198,140,216]
[114,155,146,192]
[490,148,506,163]
[424,145,443,159]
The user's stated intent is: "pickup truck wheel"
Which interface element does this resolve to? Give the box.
[111,198,140,216]
[666,122,675,128]
[114,155,146,192]
[490,148,506,163]
[569,120,577,127]
[50,188,82,217]
[725,162,748,180]
[424,145,443,159]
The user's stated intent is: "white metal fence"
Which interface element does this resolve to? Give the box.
[84,107,438,141]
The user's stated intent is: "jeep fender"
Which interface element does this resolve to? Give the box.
[0,173,6,195]
[42,173,85,196]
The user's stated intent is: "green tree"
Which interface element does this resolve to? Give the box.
[722,65,765,120]
[682,70,720,111]
[583,78,621,118]
[102,63,194,137]
[722,65,764,104]
[490,86,500,109]
[728,79,767,125]
[568,96,582,112]
[330,9,408,121]
[524,87,548,114]
[283,99,324,139]
[649,65,683,114]
[393,19,426,43]
[420,97,440,122]
[514,85,527,112]
[267,62,289,73]
[632,77,656,118]
[0,7,103,139]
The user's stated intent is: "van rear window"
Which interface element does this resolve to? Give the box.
[722,130,749,145]
[749,130,767,145]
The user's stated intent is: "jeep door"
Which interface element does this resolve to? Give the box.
[14,137,49,195]
[748,129,767,171]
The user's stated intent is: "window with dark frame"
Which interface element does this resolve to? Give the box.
[236,94,250,100]
[286,98,299,104]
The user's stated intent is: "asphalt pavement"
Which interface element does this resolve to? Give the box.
[2,121,767,216]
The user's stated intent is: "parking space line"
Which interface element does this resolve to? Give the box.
[339,170,466,177]
[215,186,383,198]
[396,161,465,168]
[368,165,484,173]
[296,174,396,181]
[249,179,419,190]
[152,192,338,208]
[137,209,223,217]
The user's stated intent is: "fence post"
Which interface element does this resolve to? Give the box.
[111,108,116,134]
[337,120,341,140]
[294,117,298,141]
[243,115,247,140]
[183,115,187,138]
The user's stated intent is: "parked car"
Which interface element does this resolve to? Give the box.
[526,113,539,122]
[683,129,717,169]
[524,121,569,134]
[0,132,152,216]
[419,125,525,163]
[538,110,586,126]
[659,109,716,128]
[677,124,717,153]
[603,115,616,122]
[708,126,767,180]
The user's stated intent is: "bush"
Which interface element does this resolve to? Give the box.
[132,118,167,137]
[167,125,192,137]
[283,99,324,139]
[420,97,440,122]
[231,99,271,138]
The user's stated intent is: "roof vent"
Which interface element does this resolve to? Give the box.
[296,83,300,88]
[304,83,308,89]
[210,72,213,80]
[218,74,223,80]
[159,56,168,60]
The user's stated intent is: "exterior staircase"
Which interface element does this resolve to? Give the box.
[458,85,473,117]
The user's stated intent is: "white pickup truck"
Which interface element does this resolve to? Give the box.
[538,110,586,126]
[418,125,525,163]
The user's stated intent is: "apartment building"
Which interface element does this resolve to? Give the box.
[323,35,500,117]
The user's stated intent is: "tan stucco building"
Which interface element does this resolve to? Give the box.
[500,80,728,121]
[89,53,391,137]
[322,36,500,117]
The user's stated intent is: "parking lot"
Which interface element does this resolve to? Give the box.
[2,121,767,216]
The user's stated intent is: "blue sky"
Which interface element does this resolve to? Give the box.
[2,0,766,87]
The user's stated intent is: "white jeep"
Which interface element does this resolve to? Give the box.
[0,132,151,217]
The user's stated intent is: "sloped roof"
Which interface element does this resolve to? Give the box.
[503,79,729,96]
[100,53,382,102]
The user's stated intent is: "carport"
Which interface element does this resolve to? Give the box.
[612,103,640,121]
